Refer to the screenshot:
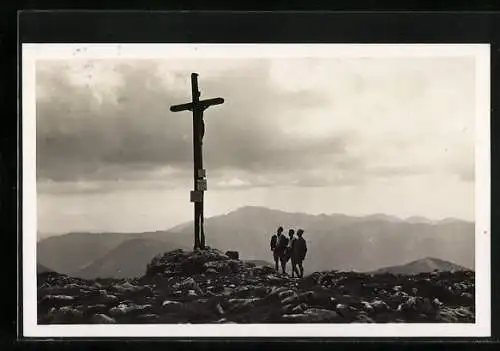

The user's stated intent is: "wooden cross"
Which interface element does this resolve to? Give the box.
[170,73,224,250]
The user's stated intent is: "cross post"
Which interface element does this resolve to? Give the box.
[170,73,224,250]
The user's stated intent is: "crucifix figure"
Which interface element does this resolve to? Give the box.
[170,73,224,250]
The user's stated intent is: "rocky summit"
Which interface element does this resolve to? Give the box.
[37,248,475,324]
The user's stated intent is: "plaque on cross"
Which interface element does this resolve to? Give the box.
[170,73,224,250]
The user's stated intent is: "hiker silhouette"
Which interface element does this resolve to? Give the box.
[293,229,308,278]
[270,226,288,273]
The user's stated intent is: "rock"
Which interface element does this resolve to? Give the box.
[292,303,308,314]
[281,304,295,314]
[113,281,141,293]
[433,298,444,308]
[296,290,332,308]
[297,291,315,303]
[264,275,284,284]
[461,292,473,300]
[278,289,295,300]
[225,251,239,260]
[172,277,203,295]
[361,301,375,312]
[222,287,235,296]
[204,261,233,275]
[41,295,75,303]
[85,304,109,315]
[100,294,119,304]
[91,313,116,324]
[161,300,183,312]
[227,298,260,313]
[437,306,475,323]
[335,303,355,319]
[136,314,160,323]
[162,300,182,307]
[388,291,410,306]
[282,308,340,323]
[51,306,84,323]
[370,299,389,312]
[397,297,435,315]
[251,265,276,276]
[281,293,300,306]
[109,303,152,317]
[216,303,224,315]
[37,248,476,324]
[355,312,375,323]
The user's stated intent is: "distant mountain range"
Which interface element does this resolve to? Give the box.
[370,257,469,275]
[245,259,273,267]
[37,206,474,279]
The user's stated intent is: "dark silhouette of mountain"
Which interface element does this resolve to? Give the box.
[405,216,435,224]
[37,206,474,279]
[171,206,474,273]
[37,232,135,276]
[37,263,54,274]
[37,231,189,277]
[370,257,469,275]
[245,259,273,267]
[75,238,189,279]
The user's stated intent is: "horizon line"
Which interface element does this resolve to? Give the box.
[37,205,475,237]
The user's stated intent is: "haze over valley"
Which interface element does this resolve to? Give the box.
[37,206,474,279]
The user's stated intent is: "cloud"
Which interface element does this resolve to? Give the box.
[35,56,475,194]
[36,59,351,186]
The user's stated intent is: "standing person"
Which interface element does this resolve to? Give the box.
[270,226,284,272]
[286,229,300,278]
[293,229,308,278]
[275,228,289,274]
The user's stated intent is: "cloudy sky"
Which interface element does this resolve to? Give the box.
[35,55,476,234]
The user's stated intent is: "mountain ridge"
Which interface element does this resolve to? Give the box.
[370,257,469,275]
[38,206,475,279]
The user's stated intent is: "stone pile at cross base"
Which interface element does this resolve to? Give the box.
[37,247,475,324]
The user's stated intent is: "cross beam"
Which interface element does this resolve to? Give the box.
[170,73,224,250]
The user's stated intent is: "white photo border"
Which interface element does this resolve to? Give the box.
[22,43,491,338]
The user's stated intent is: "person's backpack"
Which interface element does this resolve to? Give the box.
[270,235,277,250]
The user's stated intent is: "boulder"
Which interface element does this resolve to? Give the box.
[354,312,375,323]
[203,260,242,275]
[282,308,340,323]
[91,313,116,324]
[136,313,160,323]
[112,281,142,293]
[370,299,390,313]
[51,306,84,323]
[109,303,153,317]
[172,277,203,295]
[85,304,110,316]
[251,265,276,276]
[226,298,261,313]
[397,296,435,316]
[225,251,239,260]
[281,292,300,306]
[436,306,475,323]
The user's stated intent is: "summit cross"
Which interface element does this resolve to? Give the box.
[170,73,224,250]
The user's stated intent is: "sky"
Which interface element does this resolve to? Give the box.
[35,54,476,234]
